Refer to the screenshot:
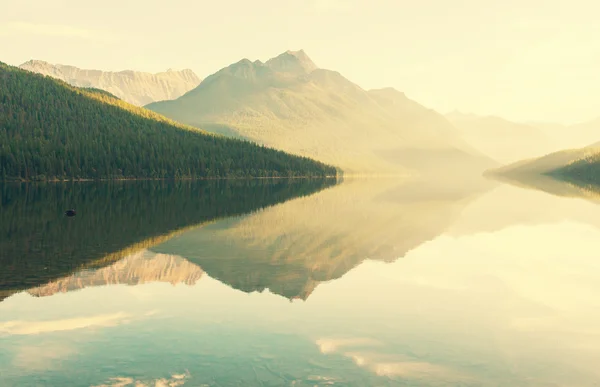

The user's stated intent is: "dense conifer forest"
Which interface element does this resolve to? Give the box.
[0,63,337,181]
[550,155,600,186]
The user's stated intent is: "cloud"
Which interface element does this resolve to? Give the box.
[0,312,132,335]
[0,22,116,41]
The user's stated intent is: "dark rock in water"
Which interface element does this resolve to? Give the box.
[65,209,76,217]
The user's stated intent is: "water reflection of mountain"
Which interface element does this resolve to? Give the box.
[0,179,335,300]
[26,250,203,298]
[153,177,495,300]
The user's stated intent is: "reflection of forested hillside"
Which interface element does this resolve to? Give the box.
[154,178,493,300]
[0,179,335,299]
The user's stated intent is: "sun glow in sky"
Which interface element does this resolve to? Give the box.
[2,0,599,124]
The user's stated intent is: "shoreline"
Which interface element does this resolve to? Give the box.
[0,175,340,184]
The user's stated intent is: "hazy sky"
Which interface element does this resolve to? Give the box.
[2,0,599,124]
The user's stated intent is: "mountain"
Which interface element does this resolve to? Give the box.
[146,50,496,175]
[446,111,558,163]
[0,62,337,181]
[530,117,600,149]
[18,60,201,106]
[27,250,203,298]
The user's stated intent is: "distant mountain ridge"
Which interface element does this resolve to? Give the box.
[18,60,201,106]
[147,50,496,175]
[530,118,600,150]
[446,111,559,163]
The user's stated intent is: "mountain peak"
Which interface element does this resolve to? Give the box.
[19,59,59,71]
[20,59,50,66]
[19,60,67,80]
[265,49,318,75]
[227,58,258,70]
[209,58,272,83]
[285,49,309,58]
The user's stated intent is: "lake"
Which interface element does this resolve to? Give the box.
[1,177,600,386]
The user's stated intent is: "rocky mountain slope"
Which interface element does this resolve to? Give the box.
[146,50,496,175]
[19,59,201,106]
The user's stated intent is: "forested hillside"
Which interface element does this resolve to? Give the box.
[550,150,600,185]
[0,62,337,181]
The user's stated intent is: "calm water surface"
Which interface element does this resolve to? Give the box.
[1,178,600,386]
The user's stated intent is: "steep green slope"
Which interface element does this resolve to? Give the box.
[0,62,336,181]
[146,50,496,175]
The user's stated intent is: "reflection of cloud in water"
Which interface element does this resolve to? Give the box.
[370,360,463,379]
[316,338,383,354]
[387,221,600,383]
[92,371,191,387]
[362,356,466,383]
[0,312,133,335]
[12,343,77,371]
[316,337,470,383]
